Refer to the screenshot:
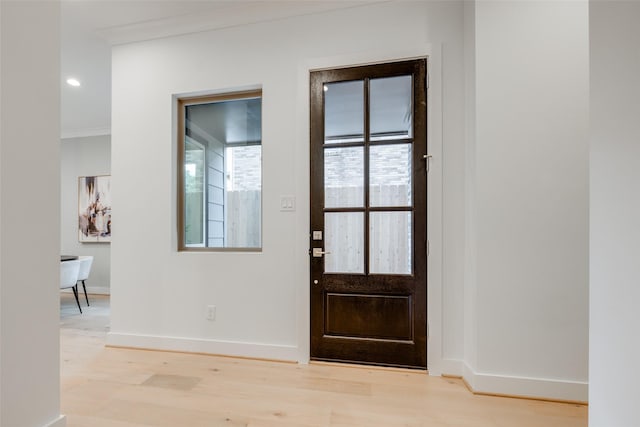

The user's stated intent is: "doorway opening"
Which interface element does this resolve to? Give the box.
[309,59,428,369]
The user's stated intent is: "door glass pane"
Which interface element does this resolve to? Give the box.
[325,212,364,274]
[324,80,364,143]
[369,144,412,207]
[369,212,412,275]
[325,147,364,208]
[370,75,412,141]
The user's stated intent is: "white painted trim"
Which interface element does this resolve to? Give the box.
[461,361,588,402]
[425,45,445,377]
[61,286,110,296]
[462,361,477,389]
[61,127,111,140]
[295,43,442,370]
[106,333,298,362]
[294,60,312,365]
[85,286,110,295]
[42,415,66,427]
[438,358,464,377]
[100,2,385,46]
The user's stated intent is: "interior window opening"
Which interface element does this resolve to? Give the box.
[178,90,262,251]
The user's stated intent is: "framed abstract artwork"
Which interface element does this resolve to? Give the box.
[78,175,112,243]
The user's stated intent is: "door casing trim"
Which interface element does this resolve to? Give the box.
[294,43,444,374]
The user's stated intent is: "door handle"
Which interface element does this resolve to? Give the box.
[312,248,331,257]
[423,154,433,172]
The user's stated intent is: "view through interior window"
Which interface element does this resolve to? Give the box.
[178,90,262,250]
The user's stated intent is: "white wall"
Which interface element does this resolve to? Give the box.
[110,1,465,367]
[440,0,466,367]
[0,2,66,426]
[590,2,640,425]
[463,0,478,378]
[110,0,590,401]
[61,135,111,294]
[467,1,589,401]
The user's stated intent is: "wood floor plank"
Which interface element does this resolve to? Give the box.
[60,295,588,427]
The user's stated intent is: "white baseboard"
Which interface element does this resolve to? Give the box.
[61,126,110,139]
[43,415,66,427]
[61,285,110,295]
[106,332,299,362]
[431,358,464,376]
[458,361,588,403]
[103,334,586,402]
[85,285,110,295]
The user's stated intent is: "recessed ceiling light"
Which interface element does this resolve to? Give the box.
[66,78,81,87]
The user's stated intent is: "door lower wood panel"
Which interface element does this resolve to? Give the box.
[325,293,413,341]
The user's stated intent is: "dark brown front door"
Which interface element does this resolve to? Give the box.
[310,59,427,369]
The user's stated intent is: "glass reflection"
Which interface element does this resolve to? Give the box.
[369,211,412,275]
[369,144,412,207]
[324,146,364,208]
[370,75,412,141]
[324,80,364,143]
[325,212,364,274]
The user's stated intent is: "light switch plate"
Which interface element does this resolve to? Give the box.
[280,195,295,211]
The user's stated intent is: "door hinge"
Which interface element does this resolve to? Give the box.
[426,72,429,90]
[427,239,430,257]
[427,321,430,340]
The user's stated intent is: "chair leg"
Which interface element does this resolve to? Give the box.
[81,280,90,306]
[71,285,82,314]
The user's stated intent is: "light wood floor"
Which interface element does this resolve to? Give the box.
[60,294,587,427]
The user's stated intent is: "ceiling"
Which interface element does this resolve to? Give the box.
[60,0,381,139]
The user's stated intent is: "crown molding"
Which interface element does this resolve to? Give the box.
[98,1,385,46]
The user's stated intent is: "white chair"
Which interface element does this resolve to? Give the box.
[76,256,94,306]
[60,260,82,313]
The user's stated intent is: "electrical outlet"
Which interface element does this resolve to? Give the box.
[206,305,216,321]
